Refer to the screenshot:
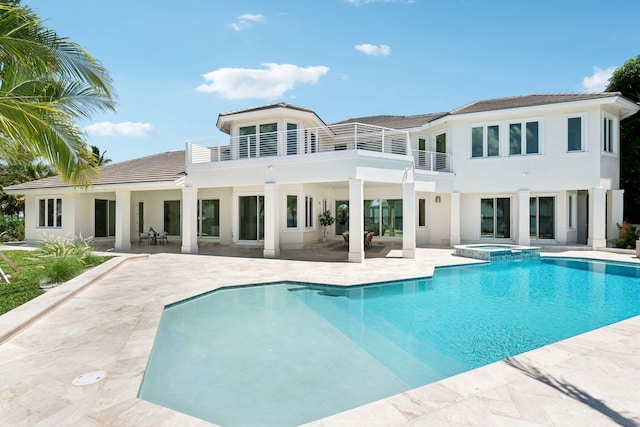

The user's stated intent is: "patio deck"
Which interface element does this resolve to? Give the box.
[0,246,638,426]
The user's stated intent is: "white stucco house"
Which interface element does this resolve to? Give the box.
[4,92,639,262]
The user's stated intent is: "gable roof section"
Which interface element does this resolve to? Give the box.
[332,112,448,129]
[216,102,325,133]
[450,93,626,115]
[3,150,185,192]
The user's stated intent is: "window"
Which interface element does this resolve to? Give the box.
[335,200,349,235]
[435,132,447,170]
[481,198,510,239]
[259,123,277,157]
[364,199,403,236]
[530,196,555,239]
[137,202,144,233]
[239,195,264,240]
[164,200,181,236]
[197,199,219,237]
[305,195,314,228]
[509,120,540,155]
[238,125,257,158]
[418,198,427,227]
[471,125,500,158]
[603,116,614,152]
[38,198,62,228]
[567,116,583,151]
[94,199,115,237]
[238,123,278,158]
[286,195,298,228]
[568,193,576,229]
[286,123,298,155]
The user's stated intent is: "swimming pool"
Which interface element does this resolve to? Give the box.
[138,257,640,426]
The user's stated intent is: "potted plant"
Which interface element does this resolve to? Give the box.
[318,210,335,241]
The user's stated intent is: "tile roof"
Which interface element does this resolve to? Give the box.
[3,150,185,191]
[332,112,448,129]
[217,102,317,117]
[450,93,624,115]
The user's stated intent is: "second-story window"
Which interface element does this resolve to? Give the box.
[238,123,278,158]
[567,116,583,152]
[471,125,500,158]
[286,123,298,155]
[509,121,540,155]
[239,125,257,158]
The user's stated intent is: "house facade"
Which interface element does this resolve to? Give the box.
[5,93,639,262]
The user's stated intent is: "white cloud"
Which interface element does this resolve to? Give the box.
[196,63,330,99]
[231,13,265,31]
[582,66,617,92]
[84,121,154,138]
[355,43,391,57]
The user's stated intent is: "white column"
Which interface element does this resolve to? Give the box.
[263,183,280,258]
[588,187,607,249]
[609,189,624,241]
[402,182,416,259]
[348,178,364,263]
[450,192,461,246]
[517,190,530,246]
[114,190,131,251]
[181,186,198,254]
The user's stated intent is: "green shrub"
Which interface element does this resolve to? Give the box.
[42,256,84,283]
[37,234,94,262]
[0,214,25,241]
[615,221,638,249]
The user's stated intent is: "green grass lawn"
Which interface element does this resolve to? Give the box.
[0,250,111,315]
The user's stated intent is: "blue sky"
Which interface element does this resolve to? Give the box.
[26,0,640,163]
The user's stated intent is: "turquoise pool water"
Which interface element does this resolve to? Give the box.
[138,257,640,426]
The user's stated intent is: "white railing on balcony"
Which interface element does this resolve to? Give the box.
[411,149,452,172]
[187,122,411,164]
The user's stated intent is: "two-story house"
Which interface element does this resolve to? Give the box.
[5,92,638,262]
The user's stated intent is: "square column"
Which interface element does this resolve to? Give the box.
[263,183,280,258]
[181,186,198,254]
[114,190,131,251]
[588,187,607,249]
[517,190,530,246]
[608,189,624,240]
[402,182,416,259]
[348,178,364,263]
[450,192,460,246]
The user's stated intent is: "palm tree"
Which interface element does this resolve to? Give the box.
[91,145,112,166]
[0,1,116,186]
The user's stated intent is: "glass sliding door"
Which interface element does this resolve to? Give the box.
[95,199,116,238]
[364,199,380,234]
[481,197,511,239]
[335,200,349,235]
[198,199,219,237]
[164,200,181,235]
[381,199,403,236]
[239,195,264,241]
[530,196,555,240]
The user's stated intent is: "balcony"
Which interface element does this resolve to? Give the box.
[187,122,451,173]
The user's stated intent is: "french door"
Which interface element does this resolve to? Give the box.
[239,195,264,241]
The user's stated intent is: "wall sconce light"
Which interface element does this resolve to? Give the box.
[435,196,441,203]
[268,165,273,171]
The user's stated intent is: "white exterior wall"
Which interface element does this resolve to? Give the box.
[12,95,636,253]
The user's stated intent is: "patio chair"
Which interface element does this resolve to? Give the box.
[365,232,375,250]
[138,232,152,245]
[342,231,349,247]
[156,231,168,245]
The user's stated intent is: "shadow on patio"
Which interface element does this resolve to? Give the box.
[111,240,402,262]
